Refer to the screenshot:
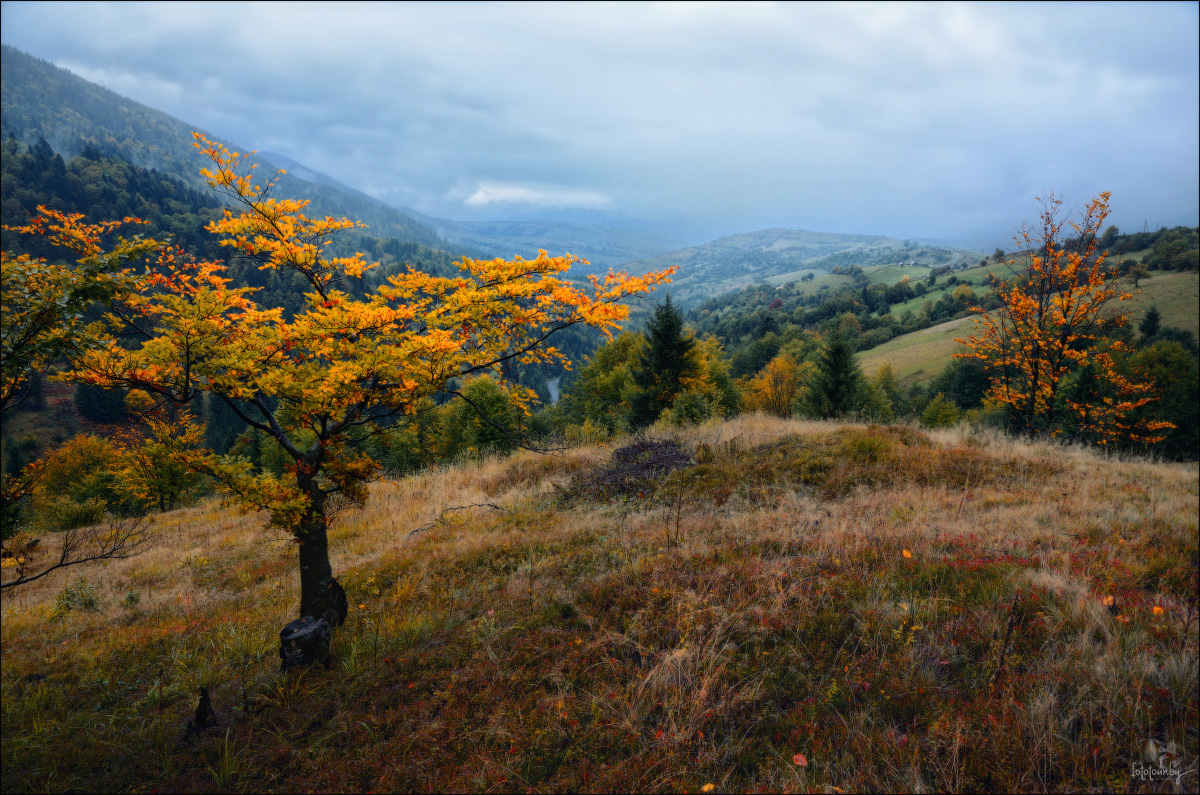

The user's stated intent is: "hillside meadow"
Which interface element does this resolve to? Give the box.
[2,415,1196,793]
[859,270,1200,384]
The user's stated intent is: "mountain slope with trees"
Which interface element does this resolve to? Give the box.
[1,45,444,247]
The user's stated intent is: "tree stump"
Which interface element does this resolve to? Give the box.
[279,616,331,672]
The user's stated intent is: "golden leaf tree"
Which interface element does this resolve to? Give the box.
[740,352,812,418]
[1,209,157,586]
[955,192,1170,443]
[68,134,674,622]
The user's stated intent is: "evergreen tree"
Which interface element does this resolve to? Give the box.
[73,382,126,423]
[930,357,990,410]
[804,326,864,418]
[1139,305,1162,340]
[631,295,695,427]
[1127,341,1199,461]
[4,441,26,477]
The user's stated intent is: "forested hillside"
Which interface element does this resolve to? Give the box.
[0,45,444,247]
[0,138,459,314]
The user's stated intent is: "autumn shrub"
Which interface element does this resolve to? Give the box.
[30,435,140,526]
[921,392,960,428]
[563,418,610,446]
[50,575,101,619]
[739,353,810,418]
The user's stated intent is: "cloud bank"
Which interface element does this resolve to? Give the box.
[2,1,1196,240]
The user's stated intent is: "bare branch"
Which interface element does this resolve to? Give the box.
[1,514,153,590]
[406,503,504,540]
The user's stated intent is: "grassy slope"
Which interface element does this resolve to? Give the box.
[860,270,1200,384]
[2,416,1197,793]
[1133,270,1200,338]
[858,316,976,382]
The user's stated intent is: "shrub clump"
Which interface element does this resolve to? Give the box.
[558,438,693,504]
[51,576,101,619]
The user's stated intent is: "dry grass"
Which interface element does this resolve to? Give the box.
[2,414,1197,793]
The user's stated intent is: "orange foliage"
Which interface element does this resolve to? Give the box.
[740,353,809,418]
[53,133,673,619]
[955,192,1171,444]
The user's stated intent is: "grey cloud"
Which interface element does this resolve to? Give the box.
[2,1,1196,242]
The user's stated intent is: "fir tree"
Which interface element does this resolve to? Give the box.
[73,382,126,423]
[631,295,695,427]
[204,393,247,454]
[1139,305,1162,340]
[804,326,864,418]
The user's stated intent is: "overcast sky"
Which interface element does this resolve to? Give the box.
[3,1,1197,241]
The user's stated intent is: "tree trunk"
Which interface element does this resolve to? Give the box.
[295,479,347,625]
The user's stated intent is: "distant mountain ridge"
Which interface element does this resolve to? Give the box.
[622,227,983,306]
[0,44,445,248]
[426,216,686,273]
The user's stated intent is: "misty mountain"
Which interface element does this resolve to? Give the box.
[421,216,686,273]
[0,45,444,248]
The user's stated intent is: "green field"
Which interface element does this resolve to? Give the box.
[859,269,1199,384]
[1128,269,1199,338]
[885,262,997,317]
[858,315,975,382]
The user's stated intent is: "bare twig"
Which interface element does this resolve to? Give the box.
[988,592,1022,687]
[406,503,504,539]
[1,514,153,590]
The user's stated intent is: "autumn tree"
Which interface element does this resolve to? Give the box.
[560,332,646,434]
[1,208,155,582]
[68,134,673,623]
[741,352,809,418]
[955,192,1171,444]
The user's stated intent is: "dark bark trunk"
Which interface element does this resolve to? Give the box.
[297,509,333,619]
[295,477,347,625]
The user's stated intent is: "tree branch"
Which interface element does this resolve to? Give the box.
[1,515,152,590]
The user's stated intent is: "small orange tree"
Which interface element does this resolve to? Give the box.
[69,134,673,621]
[955,192,1170,443]
[740,352,810,418]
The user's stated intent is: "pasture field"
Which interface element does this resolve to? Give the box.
[858,316,975,383]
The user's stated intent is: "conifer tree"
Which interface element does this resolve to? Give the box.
[631,295,695,427]
[804,326,864,418]
[1139,305,1161,340]
[74,382,126,423]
